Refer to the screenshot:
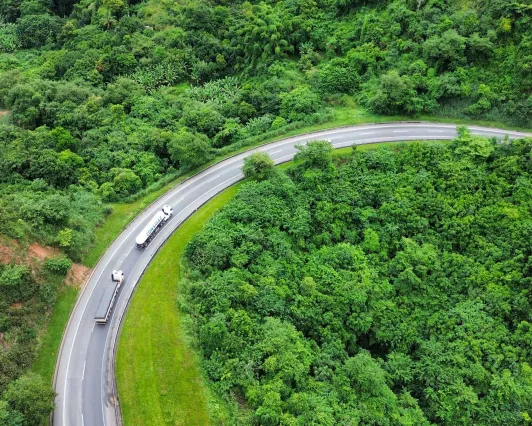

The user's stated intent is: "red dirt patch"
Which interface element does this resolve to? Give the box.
[65,263,92,289]
[0,239,19,263]
[29,243,60,260]
[0,110,9,116]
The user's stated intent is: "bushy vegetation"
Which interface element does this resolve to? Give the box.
[0,250,71,424]
[0,0,530,423]
[183,131,532,424]
[1,0,531,258]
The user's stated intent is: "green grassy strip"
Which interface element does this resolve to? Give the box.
[32,285,79,383]
[116,184,242,426]
[115,140,449,425]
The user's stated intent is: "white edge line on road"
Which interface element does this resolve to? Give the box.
[99,172,243,426]
[277,154,294,162]
[62,213,143,425]
[60,123,530,426]
[142,124,529,215]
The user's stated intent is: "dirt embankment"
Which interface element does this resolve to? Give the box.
[0,238,91,289]
[65,263,91,288]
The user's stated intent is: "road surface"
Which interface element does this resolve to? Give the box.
[53,123,530,426]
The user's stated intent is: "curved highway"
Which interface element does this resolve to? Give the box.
[53,123,530,426]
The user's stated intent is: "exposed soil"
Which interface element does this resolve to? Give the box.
[0,239,19,263]
[29,243,60,260]
[65,263,92,289]
[0,110,9,116]
[1,237,92,289]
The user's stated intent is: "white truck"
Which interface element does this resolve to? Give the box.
[135,205,173,249]
[95,270,124,324]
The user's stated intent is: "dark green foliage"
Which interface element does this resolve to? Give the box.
[279,86,321,122]
[0,258,60,422]
[0,265,32,304]
[167,130,213,171]
[184,135,532,424]
[16,14,60,48]
[0,401,23,426]
[0,182,105,260]
[3,374,55,425]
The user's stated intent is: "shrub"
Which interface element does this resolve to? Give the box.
[242,152,275,180]
[45,256,73,275]
[279,86,321,122]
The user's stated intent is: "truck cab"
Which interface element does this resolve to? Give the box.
[111,270,124,283]
[162,205,173,220]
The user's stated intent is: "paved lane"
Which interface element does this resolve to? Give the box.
[52,123,530,426]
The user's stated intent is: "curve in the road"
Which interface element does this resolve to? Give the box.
[52,123,531,426]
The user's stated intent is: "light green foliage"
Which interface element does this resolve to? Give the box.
[56,227,73,247]
[423,29,467,71]
[270,116,286,129]
[0,401,23,426]
[0,23,19,53]
[44,256,73,275]
[184,135,532,424]
[242,152,275,180]
[294,139,334,169]
[280,86,321,122]
[454,126,495,158]
[98,0,124,30]
[111,168,142,198]
[365,70,422,115]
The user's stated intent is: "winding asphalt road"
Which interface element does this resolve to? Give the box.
[52,123,530,426]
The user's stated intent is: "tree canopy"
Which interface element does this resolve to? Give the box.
[0,0,531,422]
[183,133,532,424]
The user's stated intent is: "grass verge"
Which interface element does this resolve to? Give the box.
[116,184,242,426]
[32,285,79,383]
[115,140,449,425]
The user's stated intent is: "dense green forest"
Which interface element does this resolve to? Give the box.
[184,131,532,424]
[1,0,531,258]
[0,0,531,423]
